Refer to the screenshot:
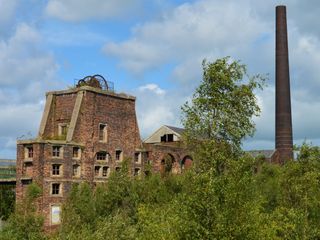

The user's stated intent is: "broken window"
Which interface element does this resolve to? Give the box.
[134,152,141,163]
[72,164,80,177]
[52,164,61,176]
[134,168,140,176]
[52,146,62,158]
[51,183,61,195]
[23,162,33,176]
[115,167,121,172]
[102,166,109,177]
[94,166,101,177]
[96,152,107,160]
[73,147,81,158]
[99,124,107,142]
[24,145,33,159]
[160,134,174,142]
[115,150,122,161]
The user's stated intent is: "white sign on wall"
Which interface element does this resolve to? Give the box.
[51,205,61,225]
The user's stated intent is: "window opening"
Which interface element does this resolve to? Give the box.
[26,146,33,159]
[73,147,80,158]
[115,150,122,161]
[72,164,80,177]
[134,152,140,163]
[52,183,61,195]
[99,124,107,142]
[52,146,61,157]
[97,152,107,160]
[160,134,174,142]
[134,168,140,176]
[102,166,109,177]
[52,164,61,176]
[95,166,101,177]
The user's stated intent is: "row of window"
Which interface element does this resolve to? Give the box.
[49,167,142,196]
[51,164,80,177]
[96,150,123,161]
[24,146,81,159]
[24,145,144,163]
[50,164,139,178]
[58,123,108,143]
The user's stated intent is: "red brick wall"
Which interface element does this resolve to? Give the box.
[43,93,77,139]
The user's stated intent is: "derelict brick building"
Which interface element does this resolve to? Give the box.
[16,76,148,228]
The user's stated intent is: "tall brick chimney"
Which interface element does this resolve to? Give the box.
[275,5,293,163]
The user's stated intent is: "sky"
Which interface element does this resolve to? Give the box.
[0,0,319,159]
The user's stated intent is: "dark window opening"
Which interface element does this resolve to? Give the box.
[73,147,80,158]
[134,152,140,162]
[102,167,109,177]
[97,152,107,160]
[52,164,61,176]
[21,179,32,185]
[160,134,174,142]
[134,168,140,176]
[115,150,122,161]
[52,183,60,195]
[95,166,101,177]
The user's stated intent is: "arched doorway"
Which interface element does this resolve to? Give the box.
[160,154,175,175]
[181,156,193,171]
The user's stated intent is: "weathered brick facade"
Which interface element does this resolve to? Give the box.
[16,76,190,230]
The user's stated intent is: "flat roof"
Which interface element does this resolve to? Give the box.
[46,86,136,101]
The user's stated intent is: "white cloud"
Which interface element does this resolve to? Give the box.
[104,0,268,74]
[0,23,59,101]
[104,0,320,151]
[138,83,166,95]
[0,22,60,158]
[135,84,186,139]
[45,0,144,22]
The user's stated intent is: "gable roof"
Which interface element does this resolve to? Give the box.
[164,125,185,136]
[144,125,185,143]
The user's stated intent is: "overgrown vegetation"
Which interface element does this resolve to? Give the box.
[0,183,44,240]
[1,58,320,239]
[0,185,15,221]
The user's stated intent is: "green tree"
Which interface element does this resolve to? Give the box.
[0,183,45,240]
[0,185,15,221]
[181,57,265,169]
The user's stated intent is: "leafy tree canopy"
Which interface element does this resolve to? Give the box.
[181,57,265,150]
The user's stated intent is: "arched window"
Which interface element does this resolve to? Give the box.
[96,151,111,161]
[181,156,193,171]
